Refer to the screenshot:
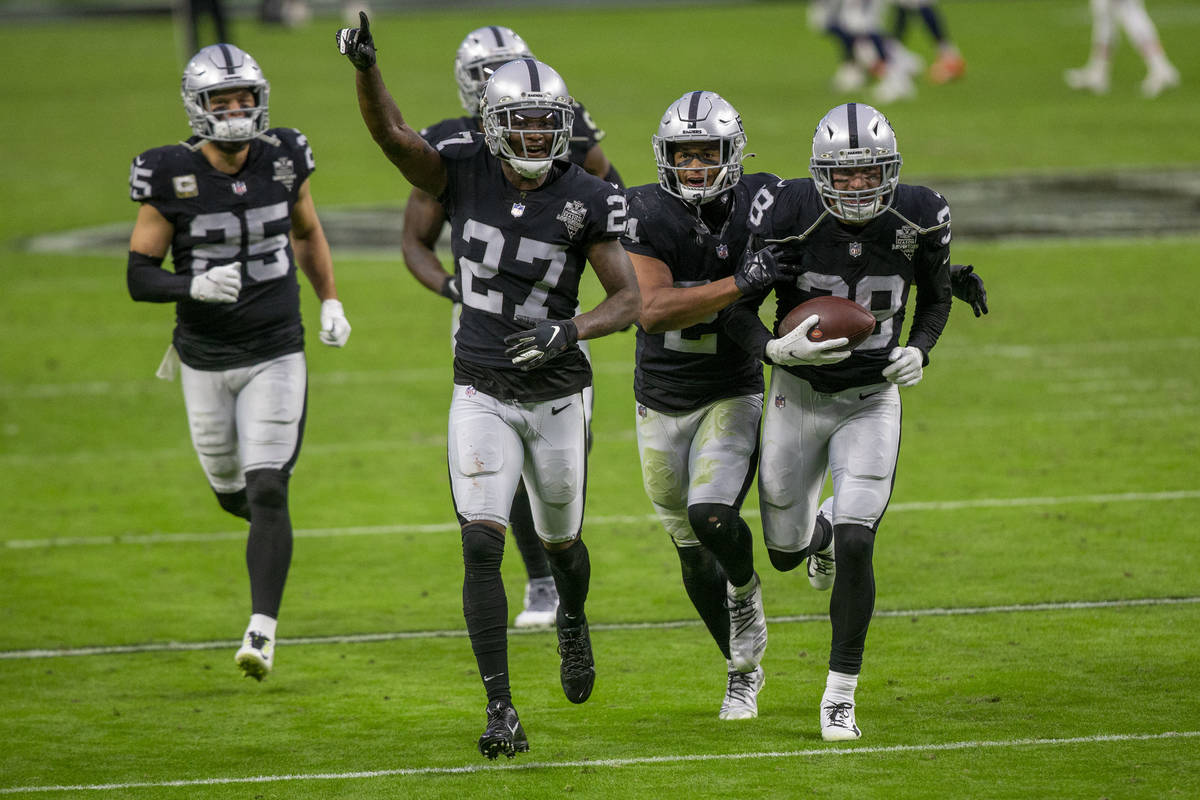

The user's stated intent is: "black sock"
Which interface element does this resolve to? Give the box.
[244,469,292,618]
[768,511,832,572]
[509,481,551,580]
[675,544,731,660]
[461,522,510,703]
[546,537,590,625]
[828,524,876,675]
[687,503,754,588]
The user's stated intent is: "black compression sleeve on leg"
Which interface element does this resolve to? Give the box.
[676,543,731,660]
[545,537,590,625]
[828,524,876,675]
[461,522,511,703]
[215,487,251,521]
[509,480,551,580]
[244,469,292,618]
[687,503,754,588]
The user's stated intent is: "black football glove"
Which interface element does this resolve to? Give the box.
[503,319,578,371]
[439,274,461,302]
[335,11,376,71]
[734,244,792,295]
[949,263,988,317]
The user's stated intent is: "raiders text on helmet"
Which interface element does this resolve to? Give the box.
[810,102,902,223]
[181,44,270,143]
[652,90,747,205]
[481,59,574,179]
[454,26,533,115]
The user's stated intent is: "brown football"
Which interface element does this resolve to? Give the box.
[778,296,876,348]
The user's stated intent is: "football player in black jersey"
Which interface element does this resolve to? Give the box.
[403,25,625,632]
[337,15,640,759]
[127,44,350,682]
[722,101,956,741]
[623,90,790,720]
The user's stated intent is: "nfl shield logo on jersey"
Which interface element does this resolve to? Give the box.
[231,180,248,195]
[849,242,862,258]
[716,243,729,259]
[511,202,525,218]
[774,394,786,409]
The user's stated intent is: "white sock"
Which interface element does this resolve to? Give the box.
[824,670,859,704]
[247,613,277,640]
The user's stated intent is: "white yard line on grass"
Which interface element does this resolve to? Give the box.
[2,595,1196,661]
[0,730,1196,794]
[6,489,1199,550]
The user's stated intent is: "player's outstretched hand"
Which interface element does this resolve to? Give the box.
[504,319,578,370]
[319,298,351,347]
[882,345,923,386]
[189,262,241,304]
[336,11,376,71]
[949,263,988,317]
[764,315,850,366]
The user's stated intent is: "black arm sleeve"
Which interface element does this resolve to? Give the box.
[718,292,775,363]
[127,251,190,302]
[906,256,953,363]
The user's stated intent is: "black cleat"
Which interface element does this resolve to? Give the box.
[556,619,595,704]
[477,700,529,760]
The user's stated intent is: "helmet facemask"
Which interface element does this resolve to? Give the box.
[181,44,270,144]
[652,91,746,206]
[810,103,901,223]
[481,60,574,179]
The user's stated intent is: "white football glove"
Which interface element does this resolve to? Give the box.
[882,345,924,386]
[189,262,241,304]
[319,298,351,347]
[764,315,851,366]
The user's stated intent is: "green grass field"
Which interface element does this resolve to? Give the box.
[2,1,1199,797]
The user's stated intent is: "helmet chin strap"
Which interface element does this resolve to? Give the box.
[679,166,730,205]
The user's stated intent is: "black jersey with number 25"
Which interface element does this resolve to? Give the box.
[129,129,315,371]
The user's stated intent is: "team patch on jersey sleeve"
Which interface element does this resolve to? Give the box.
[556,200,588,238]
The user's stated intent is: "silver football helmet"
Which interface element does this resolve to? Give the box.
[810,102,902,223]
[481,59,574,179]
[181,44,270,143]
[652,90,746,205]
[453,26,533,114]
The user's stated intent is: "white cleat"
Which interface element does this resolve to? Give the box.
[820,696,862,741]
[514,576,558,629]
[719,663,764,720]
[872,68,917,104]
[726,573,767,673]
[1142,65,1180,98]
[807,497,835,591]
[1064,64,1110,94]
[235,630,274,681]
[832,62,867,92]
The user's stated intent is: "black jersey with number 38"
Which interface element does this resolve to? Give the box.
[438,133,627,402]
[623,173,779,413]
[128,129,315,371]
[743,178,953,393]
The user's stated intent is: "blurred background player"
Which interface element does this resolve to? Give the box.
[338,15,640,758]
[1064,0,1180,97]
[622,91,785,720]
[402,25,624,628]
[890,0,966,84]
[809,0,919,103]
[127,44,350,681]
